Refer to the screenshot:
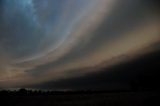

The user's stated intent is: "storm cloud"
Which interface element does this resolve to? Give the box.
[0,0,159,89]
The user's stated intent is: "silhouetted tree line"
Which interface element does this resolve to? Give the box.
[0,88,142,96]
[0,88,77,96]
[0,89,116,96]
[0,82,159,96]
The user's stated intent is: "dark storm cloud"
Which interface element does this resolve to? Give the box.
[30,47,160,90]
[0,0,159,88]
[25,0,159,76]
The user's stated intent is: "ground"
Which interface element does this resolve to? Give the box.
[0,91,160,106]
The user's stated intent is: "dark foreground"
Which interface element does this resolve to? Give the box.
[0,91,160,106]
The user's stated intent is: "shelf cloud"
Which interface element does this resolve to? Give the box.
[0,0,159,88]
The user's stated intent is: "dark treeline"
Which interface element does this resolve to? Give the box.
[0,89,127,96]
[0,89,83,96]
[0,88,159,96]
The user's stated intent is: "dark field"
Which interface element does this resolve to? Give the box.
[0,91,160,106]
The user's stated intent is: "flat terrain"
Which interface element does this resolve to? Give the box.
[0,91,160,106]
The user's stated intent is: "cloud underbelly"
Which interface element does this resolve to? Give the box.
[0,0,159,87]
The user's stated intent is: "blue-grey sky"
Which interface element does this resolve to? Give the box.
[0,0,159,89]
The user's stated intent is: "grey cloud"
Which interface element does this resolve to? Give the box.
[25,0,157,76]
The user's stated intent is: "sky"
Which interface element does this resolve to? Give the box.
[0,0,160,89]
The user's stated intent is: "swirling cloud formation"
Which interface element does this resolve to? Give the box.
[0,0,159,88]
